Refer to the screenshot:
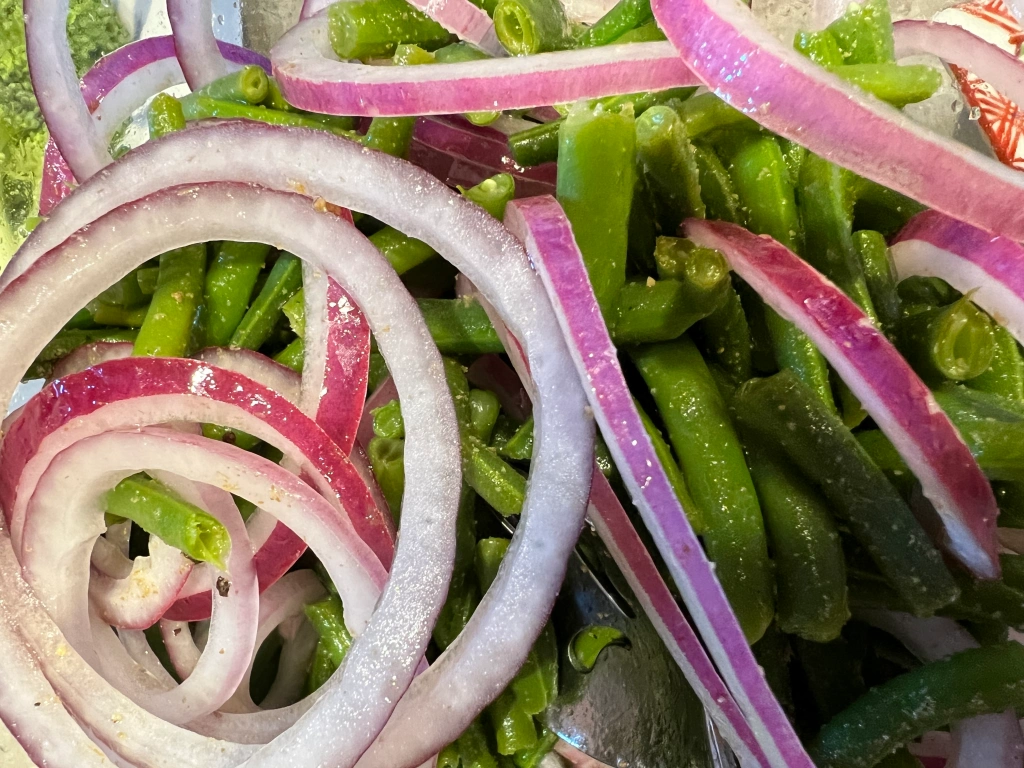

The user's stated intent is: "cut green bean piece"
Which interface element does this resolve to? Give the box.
[201,423,261,451]
[465,435,527,517]
[697,283,753,384]
[793,633,867,725]
[732,371,958,615]
[190,65,269,105]
[635,106,705,228]
[368,437,404,522]
[693,143,742,224]
[499,415,534,460]
[469,389,501,444]
[328,0,451,60]
[853,230,901,331]
[104,475,230,569]
[494,0,572,55]
[631,338,774,642]
[274,338,304,373]
[371,399,404,439]
[826,0,895,65]
[489,689,537,755]
[27,328,138,380]
[969,325,1024,402]
[89,303,149,328]
[179,96,359,137]
[569,625,628,672]
[557,101,635,322]
[794,29,843,68]
[304,594,353,667]
[836,63,942,107]
[896,295,996,382]
[635,398,702,532]
[897,275,961,310]
[811,643,1024,768]
[393,42,437,65]
[614,269,729,343]
[133,244,206,358]
[455,719,502,768]
[476,537,510,593]
[147,92,187,139]
[418,298,505,354]
[676,92,757,139]
[230,252,302,351]
[728,135,802,252]
[743,440,849,642]
[363,117,416,158]
[203,242,271,347]
[514,728,559,768]
[305,641,335,695]
[576,0,652,47]
[610,19,665,43]
[459,173,516,219]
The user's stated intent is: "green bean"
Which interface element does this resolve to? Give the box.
[133,244,206,358]
[432,43,500,124]
[897,276,961,310]
[765,306,837,413]
[189,65,269,105]
[104,474,230,568]
[304,594,353,667]
[368,437,404,521]
[1001,553,1024,591]
[507,88,692,167]
[418,297,505,354]
[274,338,304,373]
[514,728,558,768]
[569,625,628,672]
[282,286,305,337]
[576,0,652,47]
[499,415,534,460]
[230,252,302,351]
[328,0,451,60]
[811,642,1024,768]
[635,398,702,532]
[393,42,437,65]
[363,117,416,158]
[614,276,730,344]
[368,174,515,274]
[631,338,774,642]
[494,0,571,55]
[797,153,876,318]
[469,389,501,443]
[751,623,796,721]
[200,423,261,451]
[826,0,895,65]
[27,328,138,380]
[147,92,186,139]
[850,177,926,237]
[876,750,924,768]
[675,92,757,139]
[896,295,996,382]
[489,690,538,755]
[371,399,404,439]
[969,325,1024,402]
[454,719,502,768]
[693,143,742,224]
[794,29,843,68]
[696,283,753,383]
[743,440,849,642]
[95,271,150,311]
[89,303,149,328]
[368,350,389,392]
[635,106,704,228]
[940,576,1024,631]
[853,229,901,332]
[202,242,271,347]
[136,267,160,296]
[557,101,635,321]
[732,371,958,615]
[609,19,664,43]
[792,633,867,725]
[305,641,335,694]
[179,96,360,137]
[464,435,527,516]
[836,63,942,107]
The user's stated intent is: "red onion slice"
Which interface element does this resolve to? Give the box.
[650,0,1024,242]
[892,210,1024,346]
[587,472,766,766]
[37,35,269,213]
[51,341,133,379]
[504,195,803,767]
[194,347,302,403]
[858,610,1024,768]
[4,121,594,768]
[168,0,242,89]
[466,354,532,422]
[270,13,697,117]
[893,20,1024,107]
[685,218,999,579]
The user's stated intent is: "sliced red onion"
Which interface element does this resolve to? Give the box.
[3,121,593,767]
[410,116,557,198]
[466,354,532,422]
[505,195,803,767]
[650,0,1024,242]
[893,20,1024,108]
[358,376,400,451]
[259,619,319,710]
[858,610,1024,768]
[892,210,1024,347]
[51,341,133,379]
[686,218,1000,579]
[37,35,269,213]
[194,347,302,403]
[168,0,241,89]
[271,13,697,116]
[587,472,766,766]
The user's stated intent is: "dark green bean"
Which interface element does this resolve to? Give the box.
[693,143,742,224]
[744,440,849,642]
[203,242,271,347]
[230,252,302,351]
[134,244,206,358]
[853,229,901,331]
[811,643,1024,768]
[418,298,505,354]
[576,0,652,47]
[499,414,534,460]
[696,282,753,383]
[850,178,926,237]
[969,325,1024,402]
[469,389,501,443]
[635,106,704,228]
[89,303,149,328]
[179,96,359,137]
[328,0,451,59]
[27,328,138,380]
[732,371,958,615]
[792,633,867,725]
[609,19,665,43]
[614,275,730,344]
[896,296,996,382]
[635,398,702,532]
[675,92,757,139]
[363,117,416,158]
[631,338,774,642]
[557,101,635,321]
[493,0,571,55]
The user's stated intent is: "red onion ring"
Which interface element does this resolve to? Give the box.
[685,218,1000,579]
[892,210,1024,347]
[505,195,798,767]
[3,121,594,767]
[270,13,697,117]
[893,19,1024,107]
[650,0,1024,242]
[167,0,242,89]
[51,341,133,379]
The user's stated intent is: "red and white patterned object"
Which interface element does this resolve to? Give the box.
[936,0,1024,168]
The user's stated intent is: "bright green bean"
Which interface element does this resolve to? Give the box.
[147,92,186,139]
[203,242,271,347]
[363,117,416,158]
[897,295,996,382]
[494,0,572,55]
[304,594,353,667]
[133,244,206,358]
[230,252,302,351]
[836,63,941,107]
[189,65,269,104]
[576,0,652,47]
[328,0,451,59]
[826,0,895,65]
[969,325,1024,402]
[635,106,704,228]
